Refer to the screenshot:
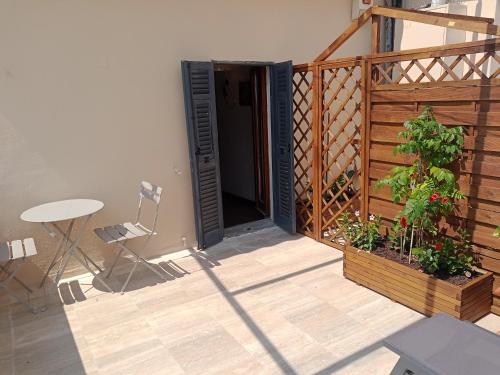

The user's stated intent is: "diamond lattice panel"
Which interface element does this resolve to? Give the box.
[320,65,362,245]
[293,69,314,236]
[372,50,500,85]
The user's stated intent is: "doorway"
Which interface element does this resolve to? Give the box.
[213,64,270,228]
[182,60,294,249]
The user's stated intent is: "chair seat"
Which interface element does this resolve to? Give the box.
[94,222,152,244]
[0,238,37,262]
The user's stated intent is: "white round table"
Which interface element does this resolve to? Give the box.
[21,199,104,223]
[21,199,113,292]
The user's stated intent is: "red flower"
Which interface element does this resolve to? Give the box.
[441,197,449,204]
[399,217,408,228]
[429,193,440,202]
[435,242,443,251]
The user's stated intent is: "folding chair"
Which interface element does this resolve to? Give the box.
[94,181,167,294]
[0,238,38,312]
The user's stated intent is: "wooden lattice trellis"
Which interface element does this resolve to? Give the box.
[293,67,314,236]
[292,60,365,246]
[293,5,500,316]
[320,62,363,246]
[372,47,500,86]
[366,39,500,315]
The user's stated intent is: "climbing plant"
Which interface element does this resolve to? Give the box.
[376,106,473,276]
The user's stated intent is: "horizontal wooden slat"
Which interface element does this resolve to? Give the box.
[344,246,493,320]
[371,124,500,151]
[368,196,499,249]
[345,253,461,305]
[345,269,458,317]
[371,110,500,127]
[373,101,500,113]
[491,303,500,315]
[371,6,499,36]
[370,164,500,204]
[371,37,500,64]
[493,275,500,296]
[477,255,500,274]
[371,85,500,103]
[372,79,500,92]
[369,182,500,224]
[345,246,461,292]
[369,143,500,178]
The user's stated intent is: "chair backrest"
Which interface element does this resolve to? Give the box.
[136,181,163,233]
[0,238,37,262]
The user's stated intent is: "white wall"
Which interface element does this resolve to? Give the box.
[0,0,373,281]
[395,0,499,51]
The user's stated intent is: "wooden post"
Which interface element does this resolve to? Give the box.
[361,59,372,221]
[371,15,381,55]
[312,64,323,241]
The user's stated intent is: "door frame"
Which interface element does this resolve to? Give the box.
[213,60,275,228]
[183,60,295,249]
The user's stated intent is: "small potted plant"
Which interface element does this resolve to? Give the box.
[341,106,493,321]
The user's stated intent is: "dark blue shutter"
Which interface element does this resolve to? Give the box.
[182,61,224,248]
[271,61,296,233]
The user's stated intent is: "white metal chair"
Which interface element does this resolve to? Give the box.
[0,238,38,312]
[94,181,167,294]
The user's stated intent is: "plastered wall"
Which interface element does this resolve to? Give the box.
[0,0,373,282]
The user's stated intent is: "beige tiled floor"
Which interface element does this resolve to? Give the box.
[1,226,499,374]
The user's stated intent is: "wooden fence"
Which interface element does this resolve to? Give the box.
[293,59,365,248]
[293,38,500,315]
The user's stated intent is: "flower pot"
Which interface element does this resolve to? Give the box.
[343,245,493,321]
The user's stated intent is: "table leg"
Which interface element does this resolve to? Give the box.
[51,222,104,273]
[54,220,75,283]
[53,215,114,293]
[39,220,75,288]
[54,216,90,285]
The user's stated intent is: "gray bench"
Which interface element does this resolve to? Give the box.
[385,313,500,375]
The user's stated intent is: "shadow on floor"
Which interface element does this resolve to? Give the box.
[2,226,431,374]
[1,263,87,375]
[187,245,427,375]
[88,258,191,294]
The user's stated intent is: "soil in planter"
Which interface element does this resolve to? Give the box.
[369,246,479,286]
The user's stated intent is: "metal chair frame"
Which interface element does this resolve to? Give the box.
[97,181,167,294]
[0,239,38,313]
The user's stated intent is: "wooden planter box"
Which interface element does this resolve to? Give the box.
[343,245,493,321]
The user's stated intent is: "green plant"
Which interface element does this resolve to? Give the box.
[375,106,466,268]
[495,226,500,238]
[339,211,383,252]
[413,236,474,277]
[323,170,355,203]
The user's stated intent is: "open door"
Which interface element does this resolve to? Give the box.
[271,61,296,233]
[251,68,270,216]
[182,61,224,249]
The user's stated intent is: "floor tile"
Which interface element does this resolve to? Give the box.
[1,225,498,374]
